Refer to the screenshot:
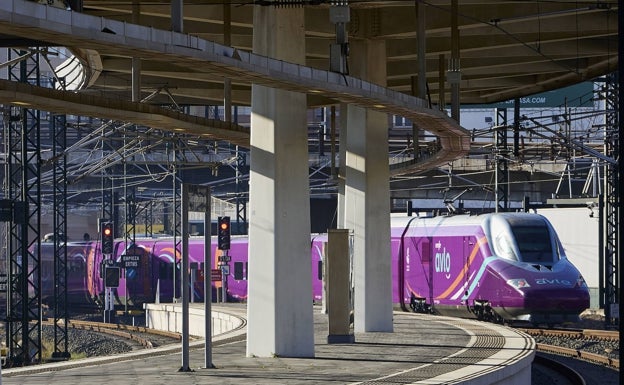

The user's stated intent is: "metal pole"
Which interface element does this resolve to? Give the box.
[221,250,228,303]
[179,184,190,372]
[204,187,213,368]
[449,0,460,123]
[330,106,337,180]
[617,0,623,346]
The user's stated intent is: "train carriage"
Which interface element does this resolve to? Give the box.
[395,212,590,325]
[35,212,589,326]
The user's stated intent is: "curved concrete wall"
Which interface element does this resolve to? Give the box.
[144,303,244,338]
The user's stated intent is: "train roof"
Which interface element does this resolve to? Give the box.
[390,212,550,230]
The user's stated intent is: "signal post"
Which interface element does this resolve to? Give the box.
[217,216,231,303]
[101,221,118,323]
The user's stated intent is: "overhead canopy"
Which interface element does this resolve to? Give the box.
[0,0,612,107]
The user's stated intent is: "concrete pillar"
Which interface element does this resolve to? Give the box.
[326,229,353,343]
[337,103,347,229]
[246,6,314,358]
[344,39,393,332]
[450,0,460,123]
[171,0,183,33]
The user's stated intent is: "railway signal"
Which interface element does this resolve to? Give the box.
[105,266,120,288]
[218,216,231,250]
[101,222,114,254]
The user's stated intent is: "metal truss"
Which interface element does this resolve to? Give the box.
[602,73,619,326]
[235,148,247,234]
[51,113,69,360]
[138,200,154,238]
[494,108,509,212]
[5,49,42,365]
[100,169,114,229]
[123,130,137,260]
[171,134,182,300]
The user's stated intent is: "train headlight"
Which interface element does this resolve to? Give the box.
[507,278,530,289]
[575,275,587,288]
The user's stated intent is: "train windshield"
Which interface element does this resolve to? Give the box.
[509,225,554,264]
[489,215,560,264]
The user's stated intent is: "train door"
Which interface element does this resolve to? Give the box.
[150,240,180,303]
[462,235,477,306]
[156,253,174,302]
[67,244,88,305]
[409,237,433,313]
[463,236,472,303]
[422,239,433,307]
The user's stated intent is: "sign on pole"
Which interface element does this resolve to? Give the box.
[211,269,222,281]
[121,254,141,269]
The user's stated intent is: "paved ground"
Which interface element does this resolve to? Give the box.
[1,306,532,385]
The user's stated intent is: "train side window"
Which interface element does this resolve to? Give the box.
[234,262,244,280]
[159,262,170,279]
[317,260,323,281]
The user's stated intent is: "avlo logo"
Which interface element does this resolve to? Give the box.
[435,248,451,276]
[535,278,571,285]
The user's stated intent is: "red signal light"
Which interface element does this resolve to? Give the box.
[101,222,114,254]
[217,216,231,250]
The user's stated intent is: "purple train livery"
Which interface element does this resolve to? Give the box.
[394,212,589,325]
[38,212,589,325]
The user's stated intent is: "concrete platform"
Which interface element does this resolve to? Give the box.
[1,304,534,385]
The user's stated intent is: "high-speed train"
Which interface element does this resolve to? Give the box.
[37,212,589,325]
[393,212,589,325]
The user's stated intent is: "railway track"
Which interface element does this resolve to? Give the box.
[41,319,184,350]
[518,327,619,370]
[533,353,587,385]
[519,328,618,341]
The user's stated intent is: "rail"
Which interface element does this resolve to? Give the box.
[518,328,619,341]
[41,319,183,350]
[534,353,587,385]
[518,327,619,370]
[535,343,619,370]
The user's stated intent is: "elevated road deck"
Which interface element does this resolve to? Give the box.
[0,0,469,175]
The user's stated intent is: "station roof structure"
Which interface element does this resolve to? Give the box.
[0,0,619,178]
[1,0,614,107]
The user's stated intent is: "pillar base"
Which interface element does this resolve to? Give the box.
[327,334,355,344]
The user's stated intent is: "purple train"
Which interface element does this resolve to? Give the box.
[39,212,589,325]
[394,212,589,325]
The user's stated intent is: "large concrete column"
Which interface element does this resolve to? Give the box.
[337,103,348,229]
[344,39,393,332]
[246,6,314,358]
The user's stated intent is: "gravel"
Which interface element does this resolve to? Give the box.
[542,312,620,360]
[530,333,619,360]
[40,325,134,358]
[0,324,136,362]
[530,312,620,385]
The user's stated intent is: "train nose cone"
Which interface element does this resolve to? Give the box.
[524,288,589,312]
